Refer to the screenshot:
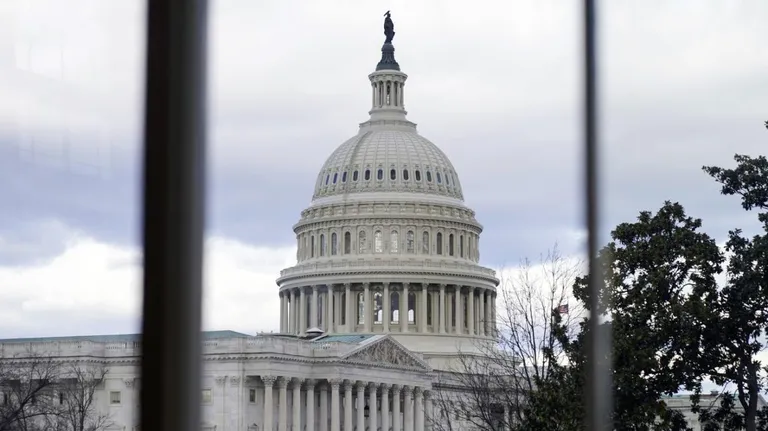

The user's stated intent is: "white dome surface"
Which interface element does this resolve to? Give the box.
[312,129,464,203]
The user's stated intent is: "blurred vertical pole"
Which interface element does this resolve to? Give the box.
[140,1,208,431]
[583,0,612,430]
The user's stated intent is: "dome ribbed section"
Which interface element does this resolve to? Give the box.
[312,130,464,202]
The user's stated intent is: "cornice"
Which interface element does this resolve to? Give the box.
[295,216,482,236]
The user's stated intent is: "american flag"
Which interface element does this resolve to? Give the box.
[557,304,569,314]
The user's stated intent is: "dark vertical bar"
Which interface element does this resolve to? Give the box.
[140,1,208,431]
[583,0,612,430]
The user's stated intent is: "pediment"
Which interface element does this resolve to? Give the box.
[342,337,430,371]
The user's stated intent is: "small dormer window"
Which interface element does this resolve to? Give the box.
[390,169,396,180]
[365,169,371,181]
[342,171,347,183]
[415,170,421,181]
[426,171,432,182]
[353,170,359,181]
[377,169,383,181]
[332,173,338,184]
[325,174,330,185]
[403,169,410,181]
[436,172,442,184]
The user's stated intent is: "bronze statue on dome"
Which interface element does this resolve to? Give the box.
[384,11,395,44]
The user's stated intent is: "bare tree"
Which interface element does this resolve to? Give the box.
[0,349,61,431]
[52,364,112,431]
[430,245,583,431]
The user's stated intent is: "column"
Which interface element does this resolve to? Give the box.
[419,284,428,333]
[479,289,486,337]
[414,387,424,431]
[468,287,475,335]
[401,283,409,332]
[371,82,376,107]
[279,377,289,431]
[363,283,371,332]
[454,286,462,334]
[291,290,298,334]
[311,285,319,328]
[263,376,277,431]
[424,391,432,431]
[381,384,391,431]
[484,291,491,336]
[438,284,446,334]
[491,292,497,337]
[399,82,405,107]
[404,386,413,431]
[368,383,378,431]
[356,382,365,431]
[392,385,402,431]
[293,378,303,431]
[383,283,390,332]
[330,379,341,431]
[306,380,316,431]
[327,286,334,332]
[279,294,284,332]
[320,382,329,431]
[344,283,352,333]
[299,288,307,335]
[344,381,353,431]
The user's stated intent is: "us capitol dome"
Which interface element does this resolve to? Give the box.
[276,13,499,368]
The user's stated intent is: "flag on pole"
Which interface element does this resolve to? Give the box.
[557,304,569,314]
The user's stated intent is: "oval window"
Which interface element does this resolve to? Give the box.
[342,171,347,182]
[415,170,421,181]
[353,170,359,181]
[426,171,432,182]
[365,169,371,181]
[390,169,396,180]
[436,172,442,183]
[333,173,338,184]
[403,169,409,181]
[377,169,383,180]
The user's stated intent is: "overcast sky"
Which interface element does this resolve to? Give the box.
[0,0,766,339]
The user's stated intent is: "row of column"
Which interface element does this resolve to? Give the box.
[372,79,404,108]
[260,376,431,431]
[279,283,497,337]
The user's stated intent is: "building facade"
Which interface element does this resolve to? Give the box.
[0,16,500,431]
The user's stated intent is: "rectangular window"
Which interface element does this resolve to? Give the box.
[59,392,65,405]
[249,388,256,403]
[201,388,213,404]
[110,391,121,405]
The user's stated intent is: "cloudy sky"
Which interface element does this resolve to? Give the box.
[0,0,766,338]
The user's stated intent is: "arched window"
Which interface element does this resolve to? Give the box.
[426,171,432,182]
[374,292,383,324]
[364,169,371,181]
[390,169,396,180]
[353,170,359,181]
[358,231,367,253]
[449,234,454,256]
[325,174,330,185]
[403,169,409,181]
[311,235,316,258]
[408,292,416,323]
[460,235,464,257]
[437,172,442,183]
[406,231,415,253]
[415,170,421,181]
[331,232,338,255]
[344,232,351,254]
[320,234,326,256]
[374,230,383,253]
[391,292,400,323]
[422,231,430,254]
[333,173,338,184]
[342,171,347,182]
[377,169,384,181]
[357,292,365,325]
[436,233,443,255]
[390,230,399,253]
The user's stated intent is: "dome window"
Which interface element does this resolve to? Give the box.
[377,169,383,181]
[415,170,421,181]
[403,169,410,181]
[332,173,338,184]
[426,171,432,182]
[365,169,371,181]
[436,172,442,184]
[325,174,330,185]
[352,170,359,181]
[390,169,396,181]
[342,171,347,183]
